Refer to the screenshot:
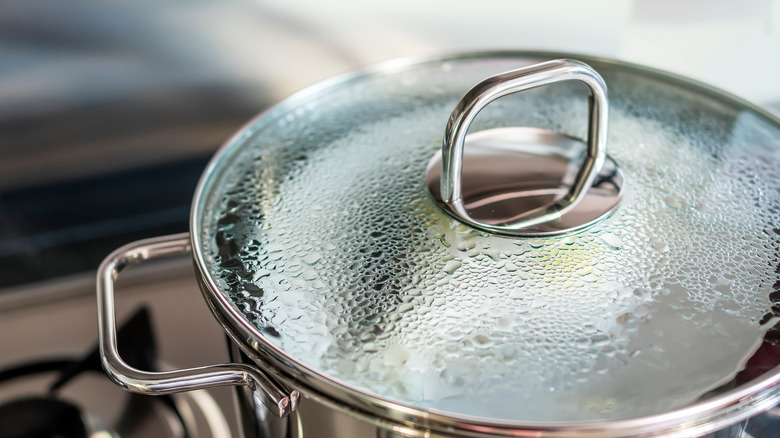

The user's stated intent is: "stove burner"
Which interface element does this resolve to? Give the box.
[0,307,232,438]
[0,397,94,438]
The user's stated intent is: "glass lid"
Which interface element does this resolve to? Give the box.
[195,53,780,423]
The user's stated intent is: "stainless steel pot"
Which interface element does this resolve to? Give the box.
[97,51,780,437]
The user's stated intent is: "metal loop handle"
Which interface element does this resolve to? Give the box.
[440,59,608,232]
[97,232,299,417]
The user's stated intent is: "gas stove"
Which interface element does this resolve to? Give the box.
[0,258,240,437]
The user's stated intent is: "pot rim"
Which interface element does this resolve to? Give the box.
[190,50,780,437]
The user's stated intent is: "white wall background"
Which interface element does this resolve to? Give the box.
[183,0,780,108]
[1,0,778,113]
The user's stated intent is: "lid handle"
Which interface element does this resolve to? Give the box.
[433,59,617,235]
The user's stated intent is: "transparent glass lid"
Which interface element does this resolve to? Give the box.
[196,54,780,423]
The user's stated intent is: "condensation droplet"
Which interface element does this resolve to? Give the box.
[600,233,623,250]
[302,252,321,265]
[443,260,462,274]
[652,242,670,253]
[663,196,681,209]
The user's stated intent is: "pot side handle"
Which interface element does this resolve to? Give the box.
[96,232,299,417]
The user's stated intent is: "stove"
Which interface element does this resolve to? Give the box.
[0,258,241,437]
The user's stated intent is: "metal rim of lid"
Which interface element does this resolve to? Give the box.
[189,51,780,437]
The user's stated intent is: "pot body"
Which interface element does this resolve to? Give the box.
[222,331,769,438]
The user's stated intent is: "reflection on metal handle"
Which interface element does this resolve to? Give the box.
[440,59,608,232]
[96,233,299,417]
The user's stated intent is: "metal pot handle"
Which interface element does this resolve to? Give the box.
[97,232,299,417]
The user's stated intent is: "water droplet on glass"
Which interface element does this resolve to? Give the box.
[302,269,317,281]
[456,240,476,251]
[473,334,492,347]
[652,242,670,253]
[599,233,623,250]
[443,260,462,274]
[302,252,321,265]
[663,196,681,209]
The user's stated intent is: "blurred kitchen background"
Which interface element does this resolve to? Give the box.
[1,0,779,289]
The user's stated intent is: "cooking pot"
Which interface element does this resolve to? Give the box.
[97,51,780,437]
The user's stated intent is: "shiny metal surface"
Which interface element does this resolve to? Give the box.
[426,127,624,235]
[96,232,298,418]
[187,51,780,437]
[434,59,612,235]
